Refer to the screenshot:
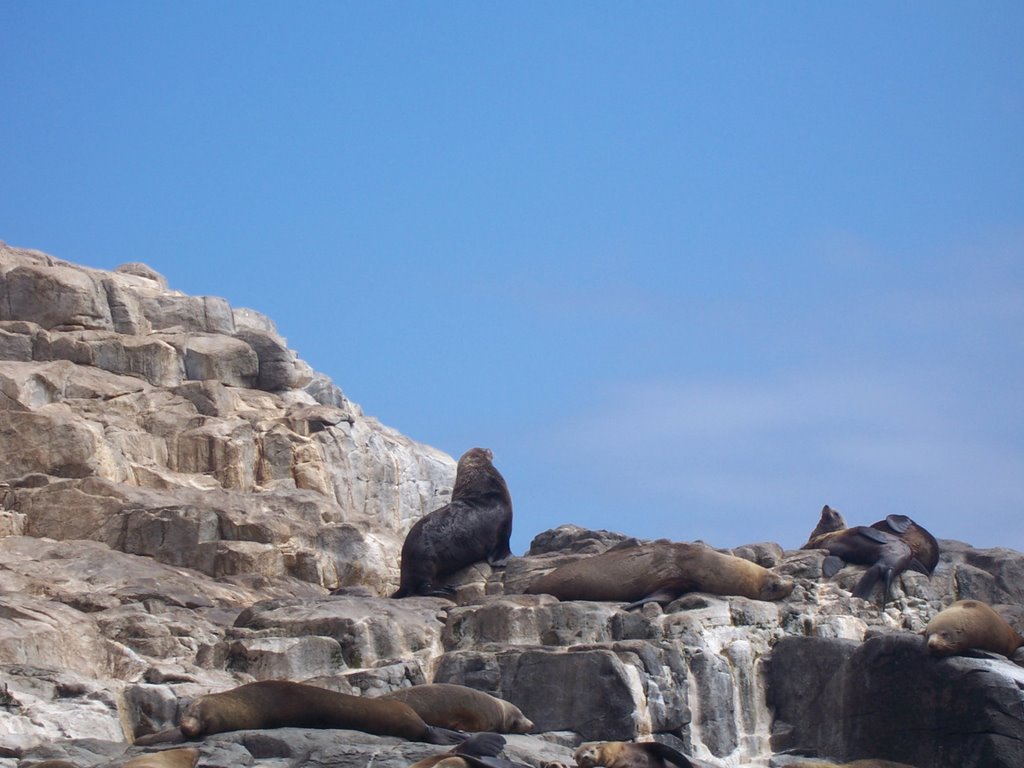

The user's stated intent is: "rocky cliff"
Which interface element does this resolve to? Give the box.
[1,242,1022,768]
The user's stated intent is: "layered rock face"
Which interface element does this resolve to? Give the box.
[1,242,1022,768]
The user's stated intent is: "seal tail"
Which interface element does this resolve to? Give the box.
[638,742,696,768]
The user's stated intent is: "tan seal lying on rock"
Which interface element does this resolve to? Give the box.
[122,748,199,768]
[393,447,514,599]
[379,683,534,733]
[410,732,507,768]
[573,741,695,768]
[179,680,465,744]
[925,599,1024,658]
[526,540,794,608]
[789,761,919,768]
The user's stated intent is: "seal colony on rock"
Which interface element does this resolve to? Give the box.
[801,505,927,604]
[178,680,465,744]
[525,540,794,607]
[393,447,513,598]
[573,741,695,768]
[924,599,1024,658]
[379,683,534,733]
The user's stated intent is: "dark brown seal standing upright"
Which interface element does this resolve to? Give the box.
[393,447,513,598]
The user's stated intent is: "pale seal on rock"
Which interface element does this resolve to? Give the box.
[525,540,794,608]
[380,683,533,733]
[122,748,200,768]
[573,741,695,768]
[925,599,1024,658]
[410,732,512,768]
[393,447,514,598]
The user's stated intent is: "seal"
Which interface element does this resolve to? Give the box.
[380,683,534,733]
[802,504,847,544]
[525,540,794,607]
[573,741,695,768]
[870,514,940,574]
[410,732,509,768]
[393,447,514,598]
[787,760,919,768]
[925,599,1024,658]
[122,749,199,768]
[178,680,464,744]
[801,505,923,604]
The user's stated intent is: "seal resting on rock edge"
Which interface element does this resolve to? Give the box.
[122,749,200,768]
[379,683,534,733]
[786,760,919,768]
[801,505,925,605]
[393,447,513,598]
[409,732,531,768]
[574,741,695,768]
[178,680,465,744]
[525,540,794,608]
[924,599,1024,658]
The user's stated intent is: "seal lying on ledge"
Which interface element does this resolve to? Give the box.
[379,683,534,733]
[122,749,200,768]
[925,599,1024,658]
[393,447,514,598]
[410,732,508,768]
[179,680,465,744]
[574,741,695,768]
[802,505,926,604]
[787,760,920,768]
[525,540,794,607]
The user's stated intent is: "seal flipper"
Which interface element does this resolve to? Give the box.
[822,555,846,578]
[623,588,679,611]
[908,557,929,575]
[461,758,532,768]
[856,527,893,545]
[882,513,913,534]
[455,733,506,757]
[638,742,695,768]
[425,726,470,745]
[851,563,884,600]
[133,727,187,746]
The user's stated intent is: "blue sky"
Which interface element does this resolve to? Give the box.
[3,3,1022,554]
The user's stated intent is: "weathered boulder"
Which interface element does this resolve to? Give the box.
[767,633,1024,768]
